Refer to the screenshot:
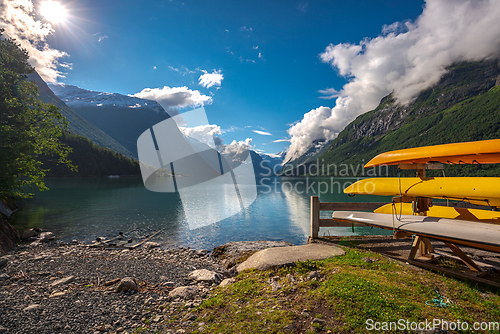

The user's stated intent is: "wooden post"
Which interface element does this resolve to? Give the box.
[310,196,320,239]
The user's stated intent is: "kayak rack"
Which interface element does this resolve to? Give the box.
[310,196,500,288]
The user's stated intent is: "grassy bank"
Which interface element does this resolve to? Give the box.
[191,248,500,333]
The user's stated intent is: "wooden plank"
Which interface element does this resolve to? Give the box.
[89,228,138,248]
[319,202,386,211]
[310,196,320,238]
[407,236,422,262]
[411,260,500,289]
[444,242,482,272]
[127,230,163,249]
[318,219,353,227]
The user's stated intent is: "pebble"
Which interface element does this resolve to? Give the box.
[1,242,227,333]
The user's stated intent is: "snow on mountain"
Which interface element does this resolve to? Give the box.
[48,83,165,112]
[258,151,286,175]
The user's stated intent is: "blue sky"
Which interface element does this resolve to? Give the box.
[8,0,500,160]
[26,0,426,154]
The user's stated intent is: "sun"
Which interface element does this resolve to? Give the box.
[40,1,68,24]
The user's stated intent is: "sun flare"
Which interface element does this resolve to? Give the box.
[40,1,68,24]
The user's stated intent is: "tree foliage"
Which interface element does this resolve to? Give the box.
[0,29,73,200]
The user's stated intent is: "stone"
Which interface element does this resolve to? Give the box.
[143,242,160,249]
[38,232,55,243]
[188,269,222,284]
[268,277,282,291]
[104,278,121,286]
[312,318,326,325]
[22,229,39,240]
[168,286,199,299]
[23,304,42,311]
[286,274,296,282]
[0,258,7,267]
[183,312,197,321]
[116,277,138,293]
[221,258,237,269]
[51,276,74,287]
[49,292,66,298]
[307,271,321,281]
[0,273,10,281]
[219,278,236,287]
[197,249,209,256]
[361,257,378,263]
[237,244,345,272]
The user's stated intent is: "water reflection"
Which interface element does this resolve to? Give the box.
[10,176,391,249]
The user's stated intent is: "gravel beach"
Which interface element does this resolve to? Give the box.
[0,241,232,334]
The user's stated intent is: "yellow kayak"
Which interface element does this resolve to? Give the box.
[344,177,500,207]
[374,203,500,223]
[365,139,500,168]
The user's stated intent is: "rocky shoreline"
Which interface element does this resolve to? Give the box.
[0,238,285,334]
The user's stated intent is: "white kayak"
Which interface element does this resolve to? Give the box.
[332,211,500,250]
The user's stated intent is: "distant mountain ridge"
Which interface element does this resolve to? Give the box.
[29,72,134,158]
[282,59,500,176]
[48,83,171,158]
[48,83,164,111]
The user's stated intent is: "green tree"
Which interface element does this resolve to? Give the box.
[0,29,73,201]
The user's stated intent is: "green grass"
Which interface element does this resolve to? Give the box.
[194,248,500,333]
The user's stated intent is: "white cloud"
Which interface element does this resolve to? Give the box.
[0,0,69,82]
[286,0,500,162]
[97,35,108,42]
[221,138,253,155]
[221,125,242,134]
[252,130,272,136]
[132,86,212,113]
[179,124,221,147]
[168,65,196,76]
[318,88,341,100]
[240,26,252,32]
[272,139,291,143]
[198,70,224,88]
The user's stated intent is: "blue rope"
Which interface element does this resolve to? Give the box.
[426,290,451,308]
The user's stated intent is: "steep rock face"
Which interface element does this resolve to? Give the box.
[282,59,500,176]
[331,60,500,150]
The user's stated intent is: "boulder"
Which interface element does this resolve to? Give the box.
[237,243,345,272]
[0,214,19,255]
[211,240,294,269]
[188,269,222,284]
[168,286,199,299]
[219,278,236,287]
[21,229,39,240]
[116,277,138,293]
[143,242,160,249]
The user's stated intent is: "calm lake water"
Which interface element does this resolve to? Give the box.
[10,177,391,250]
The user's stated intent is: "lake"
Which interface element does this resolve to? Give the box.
[10,177,391,250]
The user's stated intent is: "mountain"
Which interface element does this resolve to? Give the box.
[28,72,134,158]
[48,83,170,158]
[280,139,332,172]
[40,132,140,176]
[282,59,500,177]
[258,151,286,175]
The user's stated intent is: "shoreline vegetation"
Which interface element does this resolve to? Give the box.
[0,236,499,333]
